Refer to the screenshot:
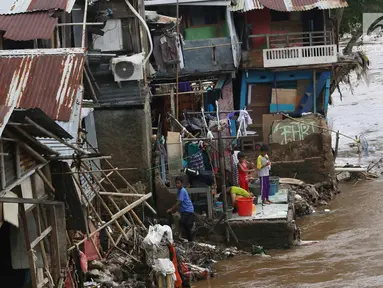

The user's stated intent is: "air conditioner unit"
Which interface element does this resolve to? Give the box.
[110,53,144,82]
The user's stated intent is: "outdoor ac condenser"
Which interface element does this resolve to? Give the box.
[110,53,144,82]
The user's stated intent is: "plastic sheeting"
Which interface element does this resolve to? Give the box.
[142,224,173,249]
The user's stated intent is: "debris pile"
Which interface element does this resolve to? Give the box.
[283,180,340,217]
[84,224,244,288]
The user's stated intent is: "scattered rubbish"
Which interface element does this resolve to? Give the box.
[252,245,269,257]
[324,209,331,213]
[288,180,340,217]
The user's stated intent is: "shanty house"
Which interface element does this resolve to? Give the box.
[0,107,71,287]
[232,0,348,143]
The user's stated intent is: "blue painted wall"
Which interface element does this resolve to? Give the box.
[239,70,331,115]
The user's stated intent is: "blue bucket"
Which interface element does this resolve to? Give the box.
[269,176,280,196]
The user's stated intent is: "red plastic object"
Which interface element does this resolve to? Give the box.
[236,197,253,216]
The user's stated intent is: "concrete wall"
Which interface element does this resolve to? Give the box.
[94,103,152,190]
[269,115,335,184]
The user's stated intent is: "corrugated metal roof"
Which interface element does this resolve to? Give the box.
[0,12,57,41]
[0,0,76,15]
[0,48,86,122]
[231,0,348,12]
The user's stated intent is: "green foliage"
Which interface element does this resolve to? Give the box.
[340,0,383,35]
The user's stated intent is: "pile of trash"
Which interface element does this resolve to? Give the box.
[284,180,340,217]
[84,224,244,288]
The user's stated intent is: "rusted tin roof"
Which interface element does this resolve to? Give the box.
[0,0,76,15]
[0,12,57,41]
[232,0,348,12]
[0,48,86,122]
[231,0,264,12]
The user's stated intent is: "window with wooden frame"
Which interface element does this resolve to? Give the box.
[184,7,225,28]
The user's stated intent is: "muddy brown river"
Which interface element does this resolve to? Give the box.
[194,181,383,288]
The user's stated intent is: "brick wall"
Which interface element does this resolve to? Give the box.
[94,104,152,190]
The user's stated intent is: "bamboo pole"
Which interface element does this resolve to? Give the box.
[67,193,152,252]
[71,174,117,247]
[80,163,133,227]
[218,131,230,243]
[80,170,131,242]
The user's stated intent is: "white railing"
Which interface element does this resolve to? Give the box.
[263,45,337,68]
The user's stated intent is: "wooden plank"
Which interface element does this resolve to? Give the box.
[0,197,63,205]
[15,143,21,178]
[20,204,38,288]
[3,130,47,163]
[48,206,60,285]
[0,140,5,189]
[32,205,52,287]
[36,169,56,193]
[98,192,146,197]
[0,162,49,197]
[31,226,52,249]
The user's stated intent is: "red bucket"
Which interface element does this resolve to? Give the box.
[236,197,254,216]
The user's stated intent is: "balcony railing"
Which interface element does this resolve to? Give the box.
[244,31,337,68]
[248,31,334,49]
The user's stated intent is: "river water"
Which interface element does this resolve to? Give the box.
[194,181,383,288]
[194,37,383,288]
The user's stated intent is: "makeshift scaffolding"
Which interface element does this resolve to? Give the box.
[66,142,156,260]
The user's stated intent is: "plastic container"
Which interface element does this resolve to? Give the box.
[269,176,280,196]
[215,206,233,219]
[215,201,223,209]
[236,197,253,217]
[249,182,261,196]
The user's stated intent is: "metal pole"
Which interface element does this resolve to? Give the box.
[81,0,89,48]
[313,70,317,113]
[175,0,180,120]
[334,130,340,160]
[218,130,230,243]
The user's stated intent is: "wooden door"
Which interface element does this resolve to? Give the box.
[247,84,271,141]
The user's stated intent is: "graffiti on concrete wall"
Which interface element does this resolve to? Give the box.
[271,118,320,145]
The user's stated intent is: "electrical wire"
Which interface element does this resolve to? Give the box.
[124,0,153,65]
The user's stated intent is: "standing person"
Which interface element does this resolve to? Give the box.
[237,152,254,191]
[257,145,272,205]
[167,177,195,242]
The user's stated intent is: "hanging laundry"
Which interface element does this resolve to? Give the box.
[237,110,253,132]
[232,150,240,186]
[178,82,193,92]
[152,35,166,72]
[189,151,205,171]
[160,32,180,65]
